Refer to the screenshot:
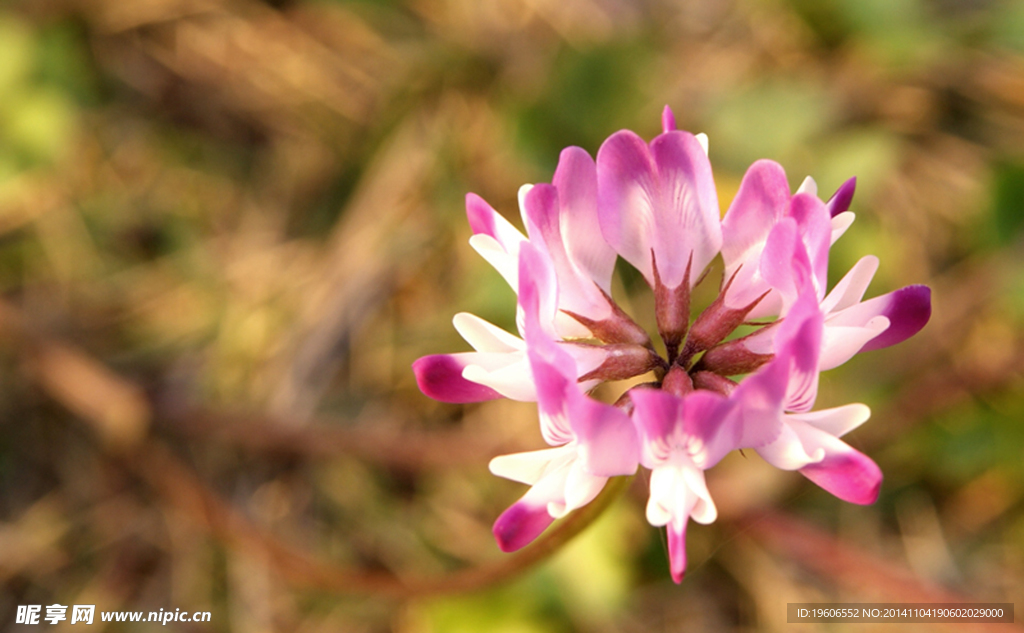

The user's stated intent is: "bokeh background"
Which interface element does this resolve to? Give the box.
[2,0,1024,631]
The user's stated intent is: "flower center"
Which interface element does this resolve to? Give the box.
[566,254,775,408]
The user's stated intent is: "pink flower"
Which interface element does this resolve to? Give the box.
[414,106,932,583]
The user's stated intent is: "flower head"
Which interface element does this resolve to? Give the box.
[414,106,932,583]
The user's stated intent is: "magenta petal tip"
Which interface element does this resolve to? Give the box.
[492,502,555,552]
[667,523,688,584]
[412,355,502,403]
[861,285,932,353]
[826,177,856,217]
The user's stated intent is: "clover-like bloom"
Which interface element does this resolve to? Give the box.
[414,106,932,583]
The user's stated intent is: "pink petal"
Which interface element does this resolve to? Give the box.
[597,129,721,289]
[570,395,639,477]
[760,218,813,315]
[412,354,503,403]
[522,183,611,329]
[667,521,689,583]
[730,357,788,448]
[492,499,556,552]
[771,290,824,412]
[553,146,616,296]
[661,105,677,133]
[825,177,856,217]
[800,444,882,505]
[720,160,793,311]
[628,388,678,465]
[466,193,526,252]
[721,161,791,269]
[516,241,559,342]
[630,389,737,469]
[857,285,932,352]
[787,193,832,301]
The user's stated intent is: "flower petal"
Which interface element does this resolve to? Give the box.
[796,175,817,196]
[818,317,890,371]
[786,403,871,438]
[570,394,639,477]
[775,290,824,412]
[461,352,536,401]
[466,193,527,250]
[787,193,832,301]
[469,233,519,291]
[800,442,882,505]
[453,312,524,353]
[819,256,879,315]
[630,389,737,469]
[667,520,689,584]
[553,146,616,296]
[721,160,792,310]
[412,353,504,403]
[730,357,787,448]
[646,462,716,583]
[661,105,676,133]
[825,177,856,217]
[521,182,611,334]
[597,129,720,289]
[492,499,556,552]
[489,444,576,485]
[856,285,932,353]
[830,211,855,245]
[559,460,608,517]
[760,218,811,313]
[756,423,824,470]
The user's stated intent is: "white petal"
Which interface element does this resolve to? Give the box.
[756,423,824,470]
[796,176,818,196]
[646,465,679,526]
[561,460,607,516]
[818,317,890,371]
[830,211,855,245]
[695,132,709,156]
[462,355,536,401]
[489,444,576,485]
[820,255,878,315]
[682,466,717,524]
[469,234,520,291]
[517,184,534,228]
[453,313,524,353]
[786,403,870,438]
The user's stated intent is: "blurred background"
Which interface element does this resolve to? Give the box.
[1,0,1023,630]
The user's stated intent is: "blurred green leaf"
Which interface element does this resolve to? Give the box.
[706,79,833,170]
[512,41,653,169]
[987,160,1024,247]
